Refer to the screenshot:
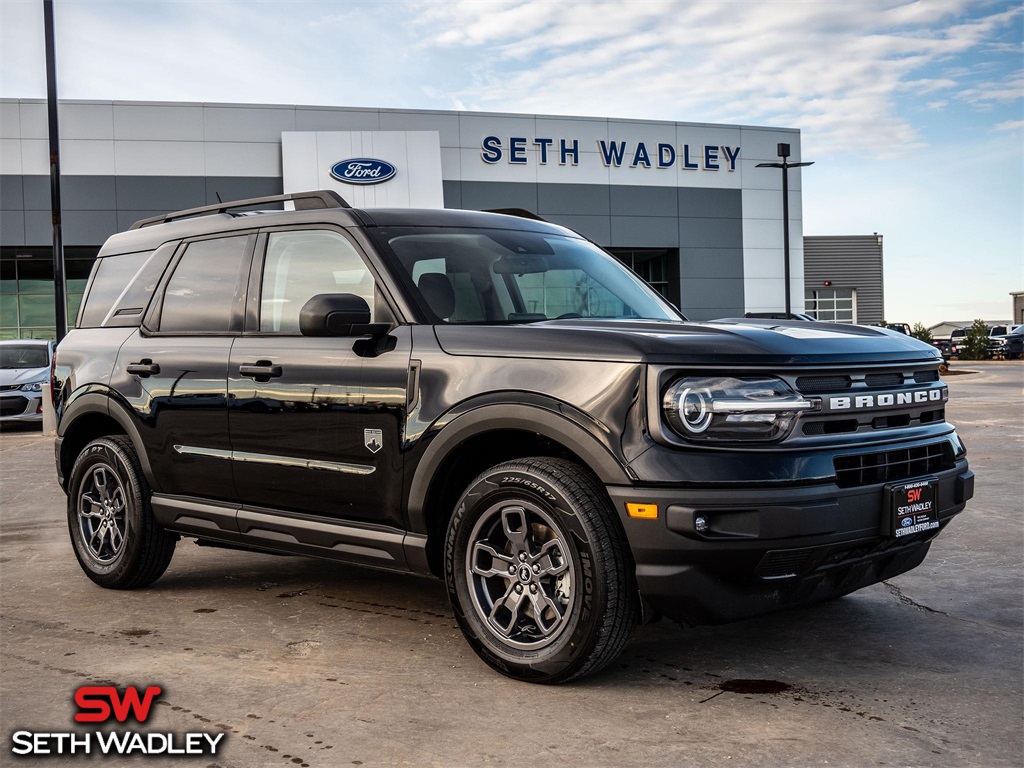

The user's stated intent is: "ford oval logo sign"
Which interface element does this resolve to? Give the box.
[329,158,396,185]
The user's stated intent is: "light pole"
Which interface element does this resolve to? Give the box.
[757,143,813,317]
[43,0,67,342]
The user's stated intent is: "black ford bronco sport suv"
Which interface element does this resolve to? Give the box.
[53,191,974,684]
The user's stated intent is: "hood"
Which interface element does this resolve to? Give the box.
[0,366,49,386]
[433,318,941,366]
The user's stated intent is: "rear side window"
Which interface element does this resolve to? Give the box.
[159,236,250,333]
[78,250,151,328]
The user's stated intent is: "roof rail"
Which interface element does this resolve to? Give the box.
[129,190,351,230]
[484,208,549,222]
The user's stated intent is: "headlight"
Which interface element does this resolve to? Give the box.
[662,376,813,442]
[18,380,45,393]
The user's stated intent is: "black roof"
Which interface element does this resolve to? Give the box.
[101,191,576,256]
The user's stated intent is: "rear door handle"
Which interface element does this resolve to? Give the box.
[239,361,283,381]
[127,360,160,377]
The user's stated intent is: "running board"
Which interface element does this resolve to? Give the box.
[151,494,427,573]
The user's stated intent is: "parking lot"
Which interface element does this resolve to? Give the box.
[1,361,1021,767]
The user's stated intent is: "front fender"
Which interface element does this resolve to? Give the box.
[405,397,633,536]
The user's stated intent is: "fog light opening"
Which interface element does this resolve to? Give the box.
[694,515,709,533]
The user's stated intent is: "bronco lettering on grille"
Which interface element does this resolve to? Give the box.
[826,387,947,412]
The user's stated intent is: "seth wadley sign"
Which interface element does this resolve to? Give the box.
[481,136,741,171]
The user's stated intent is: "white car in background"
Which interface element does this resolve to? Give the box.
[0,340,54,425]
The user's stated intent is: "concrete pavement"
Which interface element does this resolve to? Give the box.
[1,361,1021,767]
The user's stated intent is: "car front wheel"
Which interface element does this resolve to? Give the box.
[445,457,638,683]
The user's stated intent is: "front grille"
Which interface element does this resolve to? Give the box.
[796,375,851,392]
[0,396,29,416]
[833,442,954,488]
[864,372,904,388]
[872,414,910,429]
[0,384,20,392]
[803,419,858,436]
[792,364,946,440]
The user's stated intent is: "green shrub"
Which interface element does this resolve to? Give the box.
[910,323,933,344]
[960,319,990,360]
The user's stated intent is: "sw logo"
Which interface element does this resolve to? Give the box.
[10,684,226,756]
[907,488,923,503]
[74,685,162,723]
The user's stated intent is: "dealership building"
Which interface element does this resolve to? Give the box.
[1,98,820,337]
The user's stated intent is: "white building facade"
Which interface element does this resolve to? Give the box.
[0,99,807,337]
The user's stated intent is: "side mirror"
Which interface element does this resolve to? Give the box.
[299,294,388,337]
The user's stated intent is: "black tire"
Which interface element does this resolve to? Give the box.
[67,435,176,589]
[444,457,638,684]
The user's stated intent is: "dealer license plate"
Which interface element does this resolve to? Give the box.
[890,478,939,538]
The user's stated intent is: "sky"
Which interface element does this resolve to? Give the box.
[1,0,1021,327]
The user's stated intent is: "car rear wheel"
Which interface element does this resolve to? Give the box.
[67,435,176,589]
[445,457,638,683]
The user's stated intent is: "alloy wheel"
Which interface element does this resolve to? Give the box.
[77,463,128,563]
[466,501,576,650]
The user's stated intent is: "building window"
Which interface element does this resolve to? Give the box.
[607,248,680,308]
[0,248,97,339]
[805,287,856,323]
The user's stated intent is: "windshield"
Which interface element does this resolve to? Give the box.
[0,344,49,369]
[374,227,681,324]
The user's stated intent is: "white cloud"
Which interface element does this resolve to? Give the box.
[407,0,1022,158]
[2,0,1018,161]
[958,74,1024,107]
[994,119,1024,131]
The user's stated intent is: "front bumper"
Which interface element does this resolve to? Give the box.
[607,459,973,625]
[0,393,43,423]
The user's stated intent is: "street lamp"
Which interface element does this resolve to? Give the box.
[43,0,67,342]
[757,143,813,317]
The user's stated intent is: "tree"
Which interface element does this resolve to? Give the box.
[961,318,990,360]
[911,323,933,344]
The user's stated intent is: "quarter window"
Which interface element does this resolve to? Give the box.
[78,250,153,328]
[260,231,375,333]
[159,236,250,333]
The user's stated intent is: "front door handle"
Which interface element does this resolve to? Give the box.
[239,361,283,381]
[127,359,160,377]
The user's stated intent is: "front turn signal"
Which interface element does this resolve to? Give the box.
[626,503,659,520]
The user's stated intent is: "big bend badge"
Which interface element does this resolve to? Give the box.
[364,428,383,454]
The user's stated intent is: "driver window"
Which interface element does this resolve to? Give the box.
[260,230,375,333]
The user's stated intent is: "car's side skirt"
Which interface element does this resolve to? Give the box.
[151,494,425,574]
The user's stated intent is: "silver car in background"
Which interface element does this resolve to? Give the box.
[0,340,54,425]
